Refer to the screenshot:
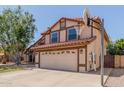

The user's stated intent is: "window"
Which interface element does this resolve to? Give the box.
[60,19,66,29]
[67,28,77,41]
[51,31,59,43]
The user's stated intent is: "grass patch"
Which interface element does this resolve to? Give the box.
[0,66,23,73]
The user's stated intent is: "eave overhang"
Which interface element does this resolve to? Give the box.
[31,36,96,52]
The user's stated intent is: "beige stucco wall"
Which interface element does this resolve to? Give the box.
[79,48,85,64]
[60,30,66,42]
[45,34,50,44]
[51,22,60,31]
[66,20,78,27]
[93,22,108,55]
[86,24,108,71]
[87,40,97,71]
[80,25,91,39]
[79,48,86,72]
[93,29,101,69]
[35,52,39,63]
[79,67,86,72]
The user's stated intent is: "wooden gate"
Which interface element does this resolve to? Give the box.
[104,55,114,68]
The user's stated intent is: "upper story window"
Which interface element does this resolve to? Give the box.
[60,19,66,29]
[67,28,77,41]
[51,31,59,43]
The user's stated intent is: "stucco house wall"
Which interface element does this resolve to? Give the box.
[79,48,86,72]
[35,52,39,63]
[45,35,50,44]
[80,25,91,39]
[66,20,78,27]
[60,30,66,42]
[51,22,60,31]
[77,19,108,71]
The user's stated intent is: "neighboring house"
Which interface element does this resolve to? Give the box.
[26,9,109,72]
[24,45,35,64]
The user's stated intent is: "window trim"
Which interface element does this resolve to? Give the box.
[50,31,59,43]
[67,28,78,41]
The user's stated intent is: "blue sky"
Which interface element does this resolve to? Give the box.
[0,5,124,43]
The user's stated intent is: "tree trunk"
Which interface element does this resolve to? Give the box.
[12,53,21,66]
[17,54,21,65]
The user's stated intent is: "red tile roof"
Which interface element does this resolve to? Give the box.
[31,36,96,51]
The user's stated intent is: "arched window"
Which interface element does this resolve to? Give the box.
[67,28,77,41]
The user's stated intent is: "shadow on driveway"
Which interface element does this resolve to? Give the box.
[109,68,124,77]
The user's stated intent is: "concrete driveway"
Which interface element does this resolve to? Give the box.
[0,68,111,87]
[106,68,124,87]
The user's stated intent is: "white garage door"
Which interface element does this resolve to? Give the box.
[40,49,77,71]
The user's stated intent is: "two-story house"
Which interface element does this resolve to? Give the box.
[27,9,109,72]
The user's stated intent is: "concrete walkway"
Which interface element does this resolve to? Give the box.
[0,68,112,87]
[106,68,124,87]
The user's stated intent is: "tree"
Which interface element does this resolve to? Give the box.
[107,42,116,55]
[115,39,124,55]
[107,39,124,55]
[0,6,37,65]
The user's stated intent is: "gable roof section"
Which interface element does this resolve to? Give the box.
[41,16,109,42]
[41,17,84,35]
[24,35,45,54]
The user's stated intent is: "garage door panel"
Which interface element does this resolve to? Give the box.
[40,55,57,68]
[40,50,77,71]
